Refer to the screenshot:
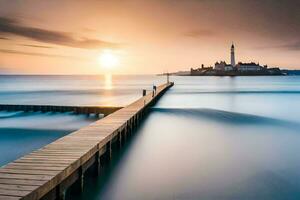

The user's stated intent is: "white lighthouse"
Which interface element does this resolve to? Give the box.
[231,43,236,67]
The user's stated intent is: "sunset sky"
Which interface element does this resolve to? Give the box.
[0,0,299,74]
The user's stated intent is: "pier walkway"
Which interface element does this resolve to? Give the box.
[0,82,173,200]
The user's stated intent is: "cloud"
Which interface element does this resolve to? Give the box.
[257,41,300,51]
[0,49,86,60]
[279,41,300,51]
[0,36,9,40]
[0,17,119,49]
[183,29,215,38]
[20,44,53,49]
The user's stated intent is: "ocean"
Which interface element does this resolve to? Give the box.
[0,75,164,166]
[1,75,300,199]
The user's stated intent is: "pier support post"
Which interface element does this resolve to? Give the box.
[123,129,127,143]
[132,117,135,129]
[125,123,129,138]
[118,131,122,149]
[79,167,84,193]
[134,116,137,128]
[95,151,101,176]
[56,185,66,200]
[106,141,112,161]
[71,167,84,195]
[129,119,133,133]
[138,114,140,124]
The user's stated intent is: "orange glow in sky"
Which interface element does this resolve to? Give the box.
[0,0,299,74]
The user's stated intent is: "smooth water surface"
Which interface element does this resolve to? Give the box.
[0,111,95,166]
[0,75,164,106]
[75,76,300,200]
[0,75,164,166]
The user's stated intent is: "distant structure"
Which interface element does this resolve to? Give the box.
[215,44,239,72]
[236,62,262,72]
[213,44,270,74]
[231,43,236,67]
[215,61,233,71]
[190,64,213,75]
[189,43,283,76]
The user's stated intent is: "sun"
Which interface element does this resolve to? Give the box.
[98,50,119,69]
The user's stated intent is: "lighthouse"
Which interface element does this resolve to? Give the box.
[231,43,236,67]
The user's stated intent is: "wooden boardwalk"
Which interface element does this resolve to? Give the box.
[0,82,173,200]
[0,105,123,117]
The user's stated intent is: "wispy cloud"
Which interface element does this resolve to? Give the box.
[183,29,215,38]
[279,41,300,51]
[257,41,300,51]
[20,44,53,49]
[0,17,119,49]
[0,36,9,40]
[0,49,86,60]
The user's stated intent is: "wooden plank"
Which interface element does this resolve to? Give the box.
[23,155,79,159]
[0,179,45,186]
[4,165,65,171]
[0,195,21,200]
[6,163,69,168]
[21,157,79,161]
[14,160,73,165]
[0,188,30,196]
[21,155,77,160]
[0,184,37,191]
[33,150,86,154]
[0,169,59,176]
[0,173,52,181]
[20,155,77,160]
[42,145,93,150]
[3,163,68,171]
[28,153,82,158]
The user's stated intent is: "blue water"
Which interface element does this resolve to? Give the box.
[0,111,96,166]
[2,75,300,199]
[74,76,300,200]
[0,75,164,166]
[0,75,165,106]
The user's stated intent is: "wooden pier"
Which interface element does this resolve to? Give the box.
[0,105,123,117]
[0,82,173,200]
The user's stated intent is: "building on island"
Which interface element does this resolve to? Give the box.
[214,44,237,72]
[215,61,234,71]
[231,43,236,67]
[214,44,236,72]
[190,64,213,75]
[214,43,265,74]
[236,62,262,72]
[189,43,283,76]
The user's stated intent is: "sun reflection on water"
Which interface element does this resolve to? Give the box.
[104,73,113,90]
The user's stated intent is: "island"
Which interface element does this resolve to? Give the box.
[162,44,286,76]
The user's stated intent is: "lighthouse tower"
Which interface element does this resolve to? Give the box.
[231,43,236,67]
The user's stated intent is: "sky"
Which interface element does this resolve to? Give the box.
[0,0,299,74]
